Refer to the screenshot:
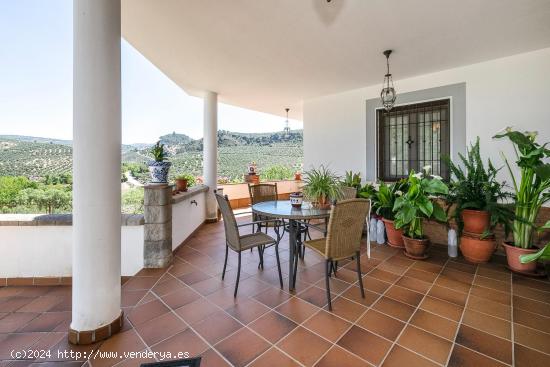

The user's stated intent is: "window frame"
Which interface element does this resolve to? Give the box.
[375,98,452,182]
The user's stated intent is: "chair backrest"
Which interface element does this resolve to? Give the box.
[214,192,241,251]
[325,199,370,260]
[340,186,358,200]
[248,183,278,205]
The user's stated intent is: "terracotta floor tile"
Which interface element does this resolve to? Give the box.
[253,287,292,308]
[404,268,438,283]
[315,345,369,367]
[357,310,403,343]
[94,329,146,367]
[340,286,379,307]
[434,276,471,294]
[314,275,353,294]
[248,347,300,367]
[151,275,185,296]
[193,310,243,344]
[122,276,158,291]
[513,295,550,317]
[0,312,39,333]
[428,285,468,306]
[0,333,44,359]
[214,327,270,367]
[466,294,510,320]
[513,308,550,333]
[419,295,463,321]
[297,286,334,308]
[455,324,512,364]
[18,312,69,333]
[190,276,230,296]
[514,323,550,354]
[385,285,424,307]
[372,296,416,322]
[325,296,367,322]
[441,267,475,283]
[225,298,270,325]
[477,267,510,282]
[397,325,453,364]
[409,309,458,340]
[473,275,510,293]
[361,275,392,294]
[383,345,439,367]
[275,297,319,324]
[395,276,432,294]
[514,343,550,367]
[411,261,443,274]
[178,270,212,285]
[174,297,218,325]
[198,348,232,367]
[470,285,510,306]
[127,299,170,326]
[160,286,201,310]
[448,344,508,367]
[249,311,297,343]
[368,268,401,283]
[17,296,61,312]
[514,284,550,304]
[337,325,392,365]
[278,327,331,366]
[303,309,351,342]
[121,290,148,308]
[512,276,550,292]
[446,260,477,274]
[462,308,511,340]
[134,311,187,347]
[151,329,208,357]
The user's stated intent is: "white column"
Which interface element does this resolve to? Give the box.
[203,91,218,221]
[71,0,121,334]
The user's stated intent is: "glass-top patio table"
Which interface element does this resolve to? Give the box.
[251,200,331,291]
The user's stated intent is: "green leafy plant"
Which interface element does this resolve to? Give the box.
[301,165,342,203]
[520,221,550,263]
[445,137,513,237]
[393,169,449,239]
[343,171,362,189]
[493,128,550,248]
[151,141,168,162]
[360,180,408,221]
[175,173,196,187]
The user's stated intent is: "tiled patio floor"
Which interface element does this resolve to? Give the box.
[1,217,550,366]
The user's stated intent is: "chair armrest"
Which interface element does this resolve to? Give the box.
[237,219,282,227]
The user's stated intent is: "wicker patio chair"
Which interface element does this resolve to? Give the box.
[300,198,371,310]
[215,191,283,297]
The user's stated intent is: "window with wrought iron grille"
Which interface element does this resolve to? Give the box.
[377,99,450,181]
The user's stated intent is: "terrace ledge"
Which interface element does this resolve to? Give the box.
[0,213,144,226]
[171,184,208,204]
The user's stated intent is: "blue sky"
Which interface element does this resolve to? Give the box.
[0,0,302,144]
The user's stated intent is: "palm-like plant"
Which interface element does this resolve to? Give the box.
[301,165,342,205]
[445,137,513,237]
[493,128,550,248]
[343,171,362,189]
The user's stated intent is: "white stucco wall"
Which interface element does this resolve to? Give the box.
[0,225,144,278]
[172,191,206,250]
[303,47,550,184]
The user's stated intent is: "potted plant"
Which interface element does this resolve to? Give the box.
[494,128,550,273]
[301,165,342,209]
[362,180,409,248]
[343,171,362,190]
[520,221,550,270]
[445,138,513,263]
[148,141,171,184]
[175,173,195,192]
[393,168,448,259]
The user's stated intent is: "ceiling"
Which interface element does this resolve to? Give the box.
[121,0,550,119]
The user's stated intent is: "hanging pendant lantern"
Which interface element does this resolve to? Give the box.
[283,108,290,136]
[380,50,397,111]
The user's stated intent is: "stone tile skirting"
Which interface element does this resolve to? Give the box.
[68,311,124,345]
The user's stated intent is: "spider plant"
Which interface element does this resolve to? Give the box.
[301,165,342,205]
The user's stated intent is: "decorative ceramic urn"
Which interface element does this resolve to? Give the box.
[290,192,304,208]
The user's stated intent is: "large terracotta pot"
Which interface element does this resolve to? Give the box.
[502,242,538,274]
[402,235,430,259]
[316,195,331,210]
[462,209,490,235]
[382,218,404,248]
[459,234,496,264]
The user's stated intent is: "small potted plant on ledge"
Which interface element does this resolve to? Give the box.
[175,173,195,192]
[148,141,171,184]
[394,168,448,259]
[302,165,342,209]
[494,128,550,274]
[445,138,513,263]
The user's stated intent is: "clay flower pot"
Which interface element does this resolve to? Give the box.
[316,195,331,210]
[402,235,430,260]
[462,209,490,235]
[382,218,404,248]
[175,178,188,192]
[502,242,538,274]
[459,234,496,264]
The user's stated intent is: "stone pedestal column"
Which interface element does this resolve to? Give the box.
[143,185,173,267]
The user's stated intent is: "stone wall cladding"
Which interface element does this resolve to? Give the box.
[143,184,173,268]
